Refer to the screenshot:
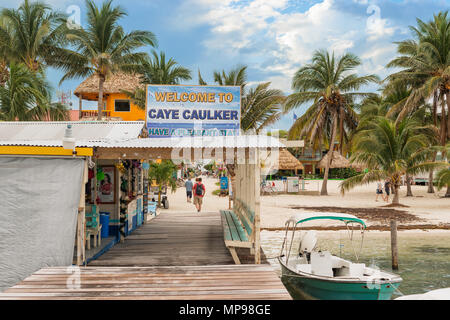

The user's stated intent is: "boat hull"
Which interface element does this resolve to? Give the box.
[279,260,401,300]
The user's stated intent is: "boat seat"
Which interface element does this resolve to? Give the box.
[296,264,312,274]
[335,263,366,278]
[310,251,333,277]
[331,256,351,268]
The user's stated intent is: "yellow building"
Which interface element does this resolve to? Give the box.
[74,73,145,121]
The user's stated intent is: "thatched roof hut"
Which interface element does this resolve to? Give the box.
[275,149,304,171]
[316,151,351,169]
[74,73,144,99]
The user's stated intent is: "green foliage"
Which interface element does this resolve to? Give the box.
[148,160,178,192]
[56,0,156,119]
[286,50,379,145]
[204,160,216,172]
[267,130,288,139]
[328,168,360,179]
[122,50,192,110]
[340,117,446,204]
[0,0,68,72]
[436,167,450,190]
[386,11,450,143]
[286,49,379,194]
[0,63,68,120]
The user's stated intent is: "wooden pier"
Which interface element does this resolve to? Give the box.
[90,212,235,266]
[0,212,291,300]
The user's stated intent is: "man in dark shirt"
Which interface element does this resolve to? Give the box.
[193,178,206,213]
[384,180,391,203]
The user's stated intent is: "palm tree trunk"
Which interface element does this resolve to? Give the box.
[428,153,436,193]
[433,91,438,127]
[339,107,344,154]
[321,111,338,196]
[440,93,447,146]
[446,92,450,141]
[158,189,162,207]
[428,92,438,194]
[446,185,450,198]
[97,74,105,121]
[392,184,400,205]
[406,174,413,197]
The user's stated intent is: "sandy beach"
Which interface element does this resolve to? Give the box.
[164,177,450,229]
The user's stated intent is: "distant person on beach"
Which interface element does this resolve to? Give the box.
[185,177,193,203]
[384,179,391,203]
[376,181,384,202]
[193,177,206,213]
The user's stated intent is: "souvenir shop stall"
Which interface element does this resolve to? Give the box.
[81,157,150,263]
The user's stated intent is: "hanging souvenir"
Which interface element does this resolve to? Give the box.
[88,168,94,180]
[97,167,105,181]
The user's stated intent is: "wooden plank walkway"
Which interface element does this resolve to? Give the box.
[0,265,291,300]
[89,211,235,266]
[0,211,291,300]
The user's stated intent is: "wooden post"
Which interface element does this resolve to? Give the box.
[78,96,83,120]
[77,160,88,266]
[93,159,98,206]
[390,219,399,270]
[254,149,261,264]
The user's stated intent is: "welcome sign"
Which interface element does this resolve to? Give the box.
[146,85,241,138]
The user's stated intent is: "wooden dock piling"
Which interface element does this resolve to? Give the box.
[390,219,399,270]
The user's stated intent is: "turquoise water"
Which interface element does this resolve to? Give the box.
[261,230,450,298]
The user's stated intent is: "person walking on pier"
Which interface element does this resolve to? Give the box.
[185,177,193,203]
[193,177,206,213]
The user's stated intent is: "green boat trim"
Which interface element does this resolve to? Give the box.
[289,213,367,228]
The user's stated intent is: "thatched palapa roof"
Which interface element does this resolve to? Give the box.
[74,73,144,98]
[317,151,351,169]
[276,149,304,171]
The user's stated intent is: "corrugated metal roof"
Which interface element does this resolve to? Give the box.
[81,136,285,149]
[0,121,145,145]
[0,136,284,149]
[0,122,284,149]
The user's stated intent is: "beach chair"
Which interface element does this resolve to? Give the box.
[86,205,102,248]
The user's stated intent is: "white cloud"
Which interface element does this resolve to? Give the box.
[365,4,397,41]
[175,0,402,92]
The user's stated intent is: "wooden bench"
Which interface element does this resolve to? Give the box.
[220,198,256,264]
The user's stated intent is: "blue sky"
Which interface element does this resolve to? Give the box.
[3,0,449,130]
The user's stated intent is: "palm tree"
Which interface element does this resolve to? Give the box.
[199,65,286,133]
[148,160,177,207]
[56,0,157,120]
[142,51,191,85]
[0,19,11,86]
[241,82,286,133]
[387,11,450,145]
[285,50,379,195]
[340,117,444,206]
[212,65,247,97]
[0,62,68,121]
[436,167,450,197]
[0,0,67,73]
[122,50,192,109]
